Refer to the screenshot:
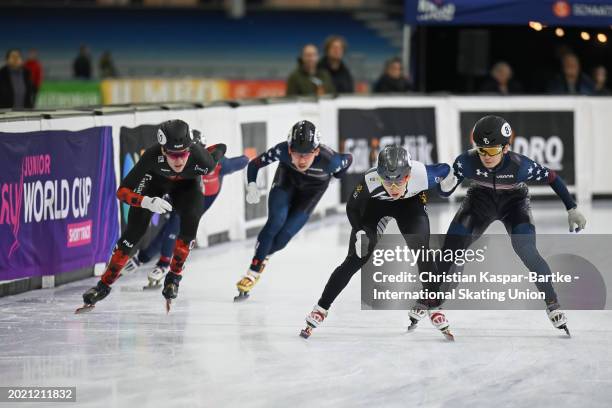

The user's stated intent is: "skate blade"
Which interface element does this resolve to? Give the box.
[560,325,571,337]
[233,291,250,302]
[442,330,455,341]
[299,327,313,339]
[406,318,419,332]
[75,304,95,314]
[165,299,172,314]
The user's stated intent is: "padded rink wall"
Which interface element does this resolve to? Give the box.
[1,96,611,293]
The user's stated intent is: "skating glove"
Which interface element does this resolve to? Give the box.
[567,207,586,233]
[246,182,261,204]
[141,196,173,214]
[439,172,458,193]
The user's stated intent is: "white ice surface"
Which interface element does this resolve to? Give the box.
[1,202,612,408]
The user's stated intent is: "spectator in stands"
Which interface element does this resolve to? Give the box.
[479,61,523,95]
[286,44,335,97]
[547,53,594,95]
[23,49,43,100]
[73,44,92,79]
[99,51,119,78]
[373,57,412,93]
[592,65,610,95]
[318,35,354,94]
[0,49,35,109]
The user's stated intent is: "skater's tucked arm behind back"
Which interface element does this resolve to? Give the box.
[328,152,353,178]
[246,142,288,183]
[197,143,226,171]
[345,176,370,231]
[219,155,249,176]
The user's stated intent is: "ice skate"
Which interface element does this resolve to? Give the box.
[406,304,428,332]
[75,281,112,314]
[162,272,182,313]
[547,305,570,336]
[428,309,454,341]
[234,257,269,302]
[143,264,169,290]
[123,254,142,273]
[299,305,328,339]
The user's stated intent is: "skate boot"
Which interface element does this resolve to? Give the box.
[428,308,454,341]
[75,281,112,314]
[234,257,269,302]
[300,305,328,339]
[162,272,182,313]
[143,264,169,290]
[407,303,428,331]
[123,254,142,273]
[547,304,570,336]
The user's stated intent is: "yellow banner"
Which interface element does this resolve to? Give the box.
[101,78,230,104]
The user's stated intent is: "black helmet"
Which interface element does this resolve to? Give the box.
[377,145,412,182]
[472,115,513,147]
[157,120,193,152]
[288,120,320,153]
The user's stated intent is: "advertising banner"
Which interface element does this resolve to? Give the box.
[0,127,118,280]
[338,107,438,202]
[36,80,101,109]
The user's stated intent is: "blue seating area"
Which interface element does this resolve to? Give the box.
[1,7,400,79]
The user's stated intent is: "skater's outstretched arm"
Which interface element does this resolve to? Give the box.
[438,153,469,197]
[514,153,585,232]
[424,163,451,195]
[219,155,249,176]
[246,142,288,183]
[515,154,575,210]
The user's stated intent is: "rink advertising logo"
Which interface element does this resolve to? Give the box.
[416,0,455,22]
[553,1,571,18]
[512,136,564,171]
[343,135,434,175]
[67,220,92,248]
[1,155,94,257]
[572,3,612,17]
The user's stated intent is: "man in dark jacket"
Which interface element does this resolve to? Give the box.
[373,57,412,93]
[286,44,335,97]
[547,53,594,95]
[0,49,35,109]
[479,61,523,95]
[317,35,354,94]
[73,44,92,79]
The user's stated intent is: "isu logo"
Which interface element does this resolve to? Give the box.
[553,1,571,18]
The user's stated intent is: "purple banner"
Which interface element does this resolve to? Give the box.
[0,127,118,280]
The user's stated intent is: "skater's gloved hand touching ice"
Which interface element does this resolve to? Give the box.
[567,207,586,233]
[355,228,376,258]
[246,182,260,204]
[141,196,173,214]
